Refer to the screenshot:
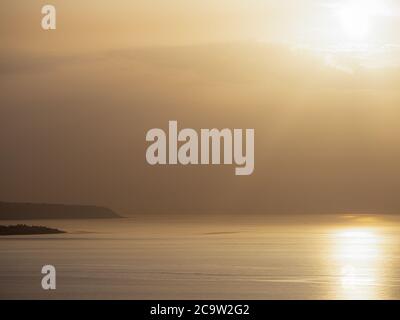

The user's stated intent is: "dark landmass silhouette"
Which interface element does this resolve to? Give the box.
[0,224,65,236]
[0,202,121,220]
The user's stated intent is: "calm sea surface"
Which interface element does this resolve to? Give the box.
[1,215,400,299]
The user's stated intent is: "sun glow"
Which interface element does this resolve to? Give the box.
[335,0,387,39]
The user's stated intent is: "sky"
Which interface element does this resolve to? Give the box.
[2,1,400,51]
[1,1,400,215]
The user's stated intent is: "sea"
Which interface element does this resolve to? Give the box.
[1,214,400,299]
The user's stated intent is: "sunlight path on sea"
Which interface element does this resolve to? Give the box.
[329,228,385,299]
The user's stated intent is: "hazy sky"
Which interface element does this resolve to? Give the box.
[2,1,400,50]
[1,1,400,215]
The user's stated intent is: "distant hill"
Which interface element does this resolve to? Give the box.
[0,202,121,220]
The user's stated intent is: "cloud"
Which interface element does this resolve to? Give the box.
[0,51,92,75]
[2,43,400,215]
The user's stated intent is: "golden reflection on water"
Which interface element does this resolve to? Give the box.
[331,228,384,300]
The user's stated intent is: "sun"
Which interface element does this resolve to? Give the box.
[335,0,384,39]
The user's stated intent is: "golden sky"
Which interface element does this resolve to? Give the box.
[2,1,400,50]
[1,1,400,215]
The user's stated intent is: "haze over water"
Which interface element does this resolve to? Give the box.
[1,215,400,300]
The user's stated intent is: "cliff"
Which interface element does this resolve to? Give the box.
[0,202,121,220]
